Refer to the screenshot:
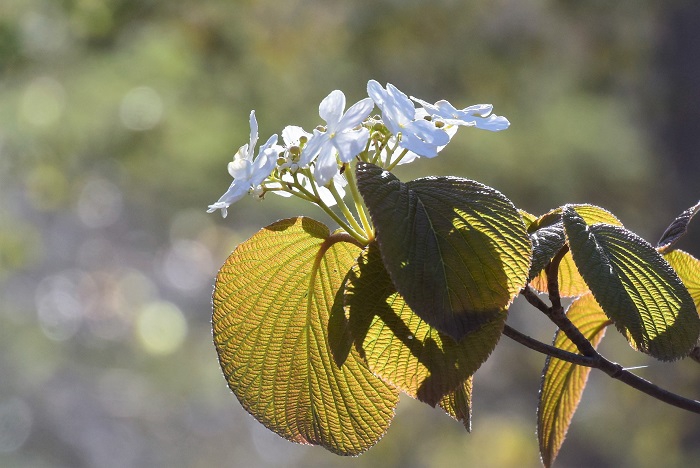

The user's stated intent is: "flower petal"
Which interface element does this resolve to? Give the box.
[298,129,327,167]
[338,97,374,129]
[333,127,370,163]
[282,125,311,146]
[410,119,450,146]
[474,114,510,131]
[367,80,386,107]
[385,83,416,119]
[319,90,346,128]
[248,110,259,155]
[313,143,339,186]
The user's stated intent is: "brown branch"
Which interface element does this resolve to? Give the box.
[514,245,700,414]
[502,324,595,367]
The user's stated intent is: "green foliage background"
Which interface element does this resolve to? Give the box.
[1,1,698,466]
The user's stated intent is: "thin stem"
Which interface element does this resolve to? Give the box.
[328,178,366,236]
[595,357,700,413]
[545,246,598,357]
[371,136,389,165]
[504,322,700,413]
[344,162,373,239]
[546,245,568,311]
[293,172,367,244]
[386,148,409,171]
[503,324,595,367]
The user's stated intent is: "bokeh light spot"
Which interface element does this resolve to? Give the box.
[0,398,33,453]
[119,86,164,131]
[160,239,214,292]
[25,163,69,211]
[136,301,187,355]
[76,177,123,228]
[20,76,66,128]
[35,272,87,341]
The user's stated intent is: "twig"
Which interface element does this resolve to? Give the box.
[514,245,700,414]
[502,324,595,367]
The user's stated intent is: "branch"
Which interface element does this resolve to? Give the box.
[504,322,700,414]
[516,245,700,414]
[502,324,595,367]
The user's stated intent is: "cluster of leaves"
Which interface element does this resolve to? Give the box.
[212,162,700,466]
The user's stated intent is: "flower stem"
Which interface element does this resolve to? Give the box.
[344,162,373,240]
[327,178,366,238]
[386,148,409,171]
[295,171,368,245]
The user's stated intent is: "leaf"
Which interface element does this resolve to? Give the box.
[563,206,700,360]
[657,201,700,253]
[528,220,566,282]
[529,204,622,296]
[439,378,473,432]
[212,217,399,456]
[538,293,610,468]
[662,250,700,364]
[519,209,538,229]
[530,252,590,297]
[664,249,700,311]
[342,243,506,407]
[355,162,530,341]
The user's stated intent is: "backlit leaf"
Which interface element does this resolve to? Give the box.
[528,220,566,282]
[355,162,530,341]
[439,378,473,432]
[657,201,700,254]
[212,217,399,456]
[530,205,622,296]
[343,243,506,407]
[538,293,610,468]
[664,249,700,311]
[563,206,700,360]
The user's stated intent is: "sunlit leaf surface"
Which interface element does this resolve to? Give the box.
[342,244,505,407]
[356,162,530,341]
[439,378,473,431]
[538,293,610,468]
[563,206,700,360]
[664,249,700,311]
[530,204,622,296]
[213,217,399,455]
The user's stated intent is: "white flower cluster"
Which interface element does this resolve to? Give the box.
[207,80,509,221]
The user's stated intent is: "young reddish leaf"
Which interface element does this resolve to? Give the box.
[343,243,505,407]
[538,293,610,468]
[212,217,399,456]
[657,201,700,254]
[563,206,700,361]
[355,162,530,341]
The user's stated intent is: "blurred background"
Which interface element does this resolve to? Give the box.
[1,1,699,467]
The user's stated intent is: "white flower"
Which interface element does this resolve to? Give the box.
[299,90,373,186]
[367,80,449,158]
[411,98,510,131]
[207,111,279,217]
[271,125,346,205]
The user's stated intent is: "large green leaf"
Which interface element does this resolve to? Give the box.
[529,204,622,296]
[342,243,506,406]
[538,293,610,468]
[212,217,399,456]
[563,206,700,360]
[355,162,530,341]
